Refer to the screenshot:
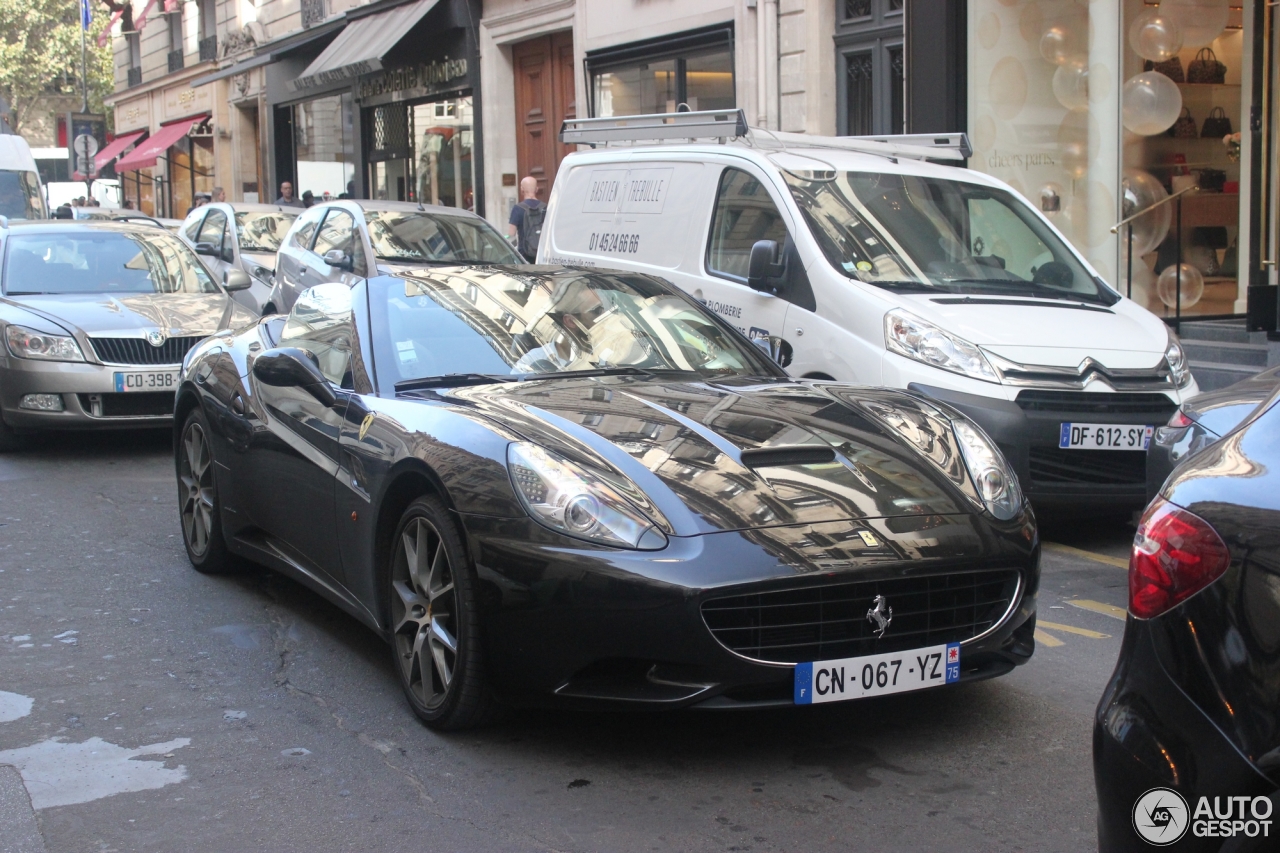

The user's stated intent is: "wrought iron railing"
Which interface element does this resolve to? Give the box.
[301,0,325,28]
[127,66,143,87]
[198,35,217,62]
[1111,185,1198,330]
[167,49,184,73]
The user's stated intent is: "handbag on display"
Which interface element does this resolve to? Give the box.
[1201,106,1233,138]
[1145,56,1185,82]
[1168,107,1198,138]
[1221,239,1238,276]
[1187,245,1222,276]
[1198,168,1227,192]
[1187,48,1228,84]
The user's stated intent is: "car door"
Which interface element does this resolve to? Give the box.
[244,283,354,585]
[308,208,368,288]
[274,206,325,313]
[700,167,796,354]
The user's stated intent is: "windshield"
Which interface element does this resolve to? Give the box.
[783,171,1117,305]
[0,171,44,220]
[365,210,522,264]
[3,230,220,295]
[235,210,298,253]
[374,268,783,387]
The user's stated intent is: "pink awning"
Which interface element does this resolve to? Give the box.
[97,6,124,48]
[134,0,161,30]
[114,117,203,172]
[94,131,146,172]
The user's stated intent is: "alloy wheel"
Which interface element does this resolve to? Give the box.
[391,516,458,710]
[179,422,216,556]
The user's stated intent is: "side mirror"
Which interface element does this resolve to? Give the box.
[223,269,252,292]
[766,335,793,369]
[322,249,353,272]
[221,246,235,263]
[747,239,784,293]
[194,241,218,257]
[252,347,337,407]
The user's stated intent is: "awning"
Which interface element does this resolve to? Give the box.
[115,116,204,172]
[134,0,162,30]
[94,131,146,172]
[290,0,439,93]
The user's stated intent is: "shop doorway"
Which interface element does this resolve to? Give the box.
[366,96,476,210]
[1251,0,1280,328]
[512,31,575,200]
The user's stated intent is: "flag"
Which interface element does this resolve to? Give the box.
[97,6,125,48]
[80,0,91,30]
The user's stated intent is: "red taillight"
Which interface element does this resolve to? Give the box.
[1129,498,1231,619]
[1167,409,1194,428]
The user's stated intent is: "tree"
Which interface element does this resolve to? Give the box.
[0,0,114,134]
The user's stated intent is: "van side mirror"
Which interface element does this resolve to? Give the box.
[322,249,354,272]
[252,347,337,407]
[223,269,252,292]
[747,240,784,293]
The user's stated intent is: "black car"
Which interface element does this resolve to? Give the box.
[1146,366,1280,502]
[175,265,1039,729]
[1095,392,1280,851]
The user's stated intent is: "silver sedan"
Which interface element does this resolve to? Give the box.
[0,221,256,450]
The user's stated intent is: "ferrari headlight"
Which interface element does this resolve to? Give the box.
[884,309,998,383]
[952,418,1023,520]
[1165,329,1191,388]
[4,325,85,362]
[508,443,667,549]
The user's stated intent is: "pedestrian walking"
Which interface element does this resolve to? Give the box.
[275,181,304,208]
[507,176,546,262]
[301,190,315,208]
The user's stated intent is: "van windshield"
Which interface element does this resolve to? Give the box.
[0,171,44,220]
[783,171,1118,306]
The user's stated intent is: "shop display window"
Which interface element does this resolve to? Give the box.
[590,45,734,117]
[368,96,475,211]
[295,93,357,202]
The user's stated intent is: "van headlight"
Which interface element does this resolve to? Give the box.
[507,443,667,549]
[884,309,998,383]
[952,418,1023,521]
[1165,329,1191,388]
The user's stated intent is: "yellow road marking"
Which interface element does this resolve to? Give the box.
[1038,620,1111,639]
[1034,629,1065,647]
[1067,599,1128,621]
[1043,542,1129,570]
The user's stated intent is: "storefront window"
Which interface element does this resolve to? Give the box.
[368,96,475,211]
[588,30,735,118]
[170,135,213,218]
[295,93,356,201]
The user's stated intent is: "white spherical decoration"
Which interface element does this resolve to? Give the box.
[1129,9,1184,61]
[1039,25,1076,65]
[1122,72,1183,136]
[1121,169,1172,257]
[1159,0,1229,48]
[1157,263,1205,308]
[1052,56,1090,111]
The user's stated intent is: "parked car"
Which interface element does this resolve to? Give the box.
[175,265,1039,729]
[72,209,166,228]
[541,110,1198,513]
[0,221,256,450]
[177,203,299,314]
[269,199,522,314]
[1146,365,1280,502]
[1094,390,1280,852]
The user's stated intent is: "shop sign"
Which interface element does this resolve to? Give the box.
[116,98,150,132]
[358,58,468,101]
[163,84,212,121]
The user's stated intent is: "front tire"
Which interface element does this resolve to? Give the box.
[176,407,234,573]
[0,416,25,452]
[388,496,497,730]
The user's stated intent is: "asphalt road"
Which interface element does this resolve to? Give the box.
[0,430,1137,853]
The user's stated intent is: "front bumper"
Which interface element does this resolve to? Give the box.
[459,512,1039,710]
[0,356,176,430]
[910,383,1180,511]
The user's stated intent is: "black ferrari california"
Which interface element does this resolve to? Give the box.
[175,265,1040,729]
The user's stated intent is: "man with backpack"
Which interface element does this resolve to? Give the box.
[507,176,546,262]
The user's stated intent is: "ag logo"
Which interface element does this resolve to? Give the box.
[1133,787,1189,845]
[358,412,375,441]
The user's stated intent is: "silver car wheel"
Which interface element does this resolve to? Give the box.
[391,516,458,710]
[179,422,216,557]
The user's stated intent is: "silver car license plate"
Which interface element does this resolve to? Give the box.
[114,370,179,393]
[794,642,960,704]
[1058,423,1154,451]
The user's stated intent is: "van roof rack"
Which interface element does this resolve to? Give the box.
[558,109,971,162]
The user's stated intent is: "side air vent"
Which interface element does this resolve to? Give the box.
[740,447,836,468]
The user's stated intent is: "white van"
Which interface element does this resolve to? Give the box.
[0,135,47,220]
[539,110,1197,511]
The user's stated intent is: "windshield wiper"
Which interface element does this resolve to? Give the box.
[395,373,517,392]
[518,366,675,381]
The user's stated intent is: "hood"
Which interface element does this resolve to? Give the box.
[898,293,1169,369]
[3,292,234,338]
[447,376,975,537]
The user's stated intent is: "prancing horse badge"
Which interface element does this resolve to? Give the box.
[358,413,375,441]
